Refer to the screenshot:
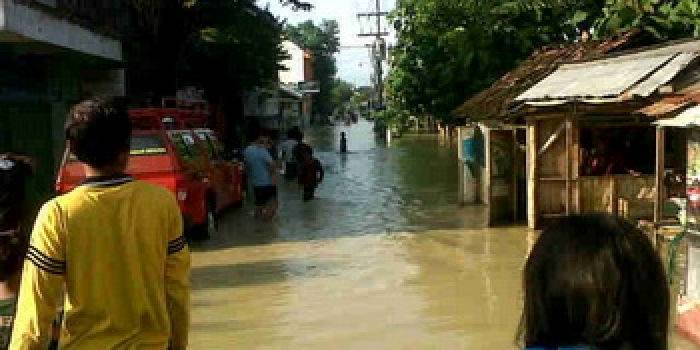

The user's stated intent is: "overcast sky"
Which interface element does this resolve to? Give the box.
[258,0,396,87]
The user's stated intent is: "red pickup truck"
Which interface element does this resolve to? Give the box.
[56,104,244,239]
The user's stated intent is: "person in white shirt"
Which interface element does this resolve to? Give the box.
[279,128,302,181]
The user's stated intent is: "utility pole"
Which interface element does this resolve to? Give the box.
[357,0,389,110]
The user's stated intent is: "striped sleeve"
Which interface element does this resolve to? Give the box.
[168,235,187,255]
[26,246,66,275]
[10,201,66,349]
[164,192,190,349]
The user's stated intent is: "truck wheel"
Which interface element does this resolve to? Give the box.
[193,196,217,240]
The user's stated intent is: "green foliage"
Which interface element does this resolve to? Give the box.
[593,0,700,39]
[286,20,341,117]
[330,79,355,113]
[387,0,699,122]
[181,0,285,93]
[123,0,284,100]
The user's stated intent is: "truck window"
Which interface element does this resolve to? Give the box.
[130,135,167,156]
[195,131,222,159]
[169,131,196,162]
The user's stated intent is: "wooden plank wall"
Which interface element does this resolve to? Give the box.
[579,175,656,219]
[527,121,537,228]
[536,119,568,219]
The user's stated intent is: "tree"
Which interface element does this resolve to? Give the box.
[330,79,356,114]
[593,0,700,39]
[286,20,341,118]
[386,0,700,123]
[279,0,313,11]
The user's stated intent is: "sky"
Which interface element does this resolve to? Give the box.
[258,0,396,87]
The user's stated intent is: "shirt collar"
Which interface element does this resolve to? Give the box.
[81,174,134,187]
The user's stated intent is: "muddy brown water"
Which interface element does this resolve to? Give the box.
[189,120,698,349]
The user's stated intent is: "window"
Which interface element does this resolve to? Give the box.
[195,131,224,159]
[130,135,167,156]
[169,131,196,161]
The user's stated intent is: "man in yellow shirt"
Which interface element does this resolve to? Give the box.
[10,99,190,349]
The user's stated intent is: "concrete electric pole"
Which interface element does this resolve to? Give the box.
[357,0,389,110]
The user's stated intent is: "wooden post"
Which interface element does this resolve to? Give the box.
[457,127,464,205]
[655,127,665,224]
[485,127,492,224]
[527,120,538,229]
[513,129,519,222]
[565,119,573,215]
[572,122,580,213]
[611,176,619,216]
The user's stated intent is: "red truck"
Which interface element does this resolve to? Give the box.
[56,100,244,239]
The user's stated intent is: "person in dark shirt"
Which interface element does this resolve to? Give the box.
[0,154,32,349]
[339,132,348,153]
[297,146,323,202]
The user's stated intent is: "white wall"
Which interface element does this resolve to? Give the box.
[279,40,304,84]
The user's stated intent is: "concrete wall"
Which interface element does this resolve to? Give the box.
[279,41,304,84]
[0,0,122,61]
[81,69,126,97]
[0,1,124,203]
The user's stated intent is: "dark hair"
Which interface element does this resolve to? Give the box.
[0,232,25,282]
[287,127,303,140]
[0,155,31,231]
[0,155,30,281]
[521,214,669,350]
[65,98,131,168]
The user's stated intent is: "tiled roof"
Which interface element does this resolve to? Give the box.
[453,30,639,120]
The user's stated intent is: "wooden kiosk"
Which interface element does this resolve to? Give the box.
[514,41,700,229]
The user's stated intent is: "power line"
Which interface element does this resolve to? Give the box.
[356,0,389,109]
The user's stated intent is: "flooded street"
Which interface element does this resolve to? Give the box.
[189,120,697,349]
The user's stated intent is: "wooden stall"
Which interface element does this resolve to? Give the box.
[526,115,660,228]
[517,38,700,228]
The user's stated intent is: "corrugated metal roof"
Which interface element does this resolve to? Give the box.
[637,89,700,117]
[452,30,639,120]
[638,95,695,117]
[655,105,700,127]
[627,53,699,97]
[516,53,675,101]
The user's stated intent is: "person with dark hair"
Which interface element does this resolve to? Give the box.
[10,98,191,349]
[298,145,323,202]
[244,129,279,219]
[520,214,669,350]
[0,154,31,350]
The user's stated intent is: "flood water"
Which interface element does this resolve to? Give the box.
[189,120,698,349]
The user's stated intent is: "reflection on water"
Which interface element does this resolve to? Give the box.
[189,121,697,349]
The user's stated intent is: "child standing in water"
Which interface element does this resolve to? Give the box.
[339,132,348,153]
[298,145,324,201]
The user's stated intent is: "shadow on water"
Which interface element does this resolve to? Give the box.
[191,258,339,290]
[191,121,488,251]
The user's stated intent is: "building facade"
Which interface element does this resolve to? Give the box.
[0,0,125,203]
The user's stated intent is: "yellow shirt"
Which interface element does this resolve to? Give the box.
[10,176,190,350]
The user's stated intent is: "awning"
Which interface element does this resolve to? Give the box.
[655,105,700,127]
[516,51,699,103]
